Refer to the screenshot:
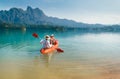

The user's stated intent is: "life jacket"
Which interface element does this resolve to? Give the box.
[50,39,57,45]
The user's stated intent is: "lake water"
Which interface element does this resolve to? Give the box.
[0,29,120,79]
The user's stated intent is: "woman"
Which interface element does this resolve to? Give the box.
[40,35,52,49]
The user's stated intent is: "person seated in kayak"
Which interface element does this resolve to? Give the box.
[40,35,52,49]
[50,34,58,45]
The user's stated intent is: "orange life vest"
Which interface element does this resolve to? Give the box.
[50,39,57,45]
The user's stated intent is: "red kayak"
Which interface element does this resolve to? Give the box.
[40,40,59,54]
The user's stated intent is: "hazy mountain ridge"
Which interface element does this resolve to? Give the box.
[0,6,47,24]
[0,6,120,31]
[0,6,104,28]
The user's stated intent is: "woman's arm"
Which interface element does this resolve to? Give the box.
[40,39,44,44]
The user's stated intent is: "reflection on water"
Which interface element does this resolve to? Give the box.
[40,53,54,67]
[0,29,120,79]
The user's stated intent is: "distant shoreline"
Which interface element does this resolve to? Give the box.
[1,22,120,32]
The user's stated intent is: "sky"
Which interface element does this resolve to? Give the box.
[0,0,120,25]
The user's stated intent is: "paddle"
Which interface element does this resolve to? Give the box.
[56,48,64,53]
[32,33,39,39]
[32,33,64,53]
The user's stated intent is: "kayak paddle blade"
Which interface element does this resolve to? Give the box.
[32,33,39,38]
[56,48,64,53]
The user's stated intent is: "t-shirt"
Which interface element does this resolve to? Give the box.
[40,39,52,48]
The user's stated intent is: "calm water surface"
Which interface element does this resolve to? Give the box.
[0,29,120,79]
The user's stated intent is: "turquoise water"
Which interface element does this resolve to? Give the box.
[0,29,120,79]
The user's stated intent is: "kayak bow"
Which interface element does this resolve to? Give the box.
[40,40,59,54]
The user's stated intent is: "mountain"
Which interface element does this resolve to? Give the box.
[0,6,46,24]
[1,6,120,32]
[0,6,102,28]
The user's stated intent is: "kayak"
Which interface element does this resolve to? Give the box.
[40,40,59,54]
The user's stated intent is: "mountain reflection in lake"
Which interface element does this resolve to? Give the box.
[0,29,120,79]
